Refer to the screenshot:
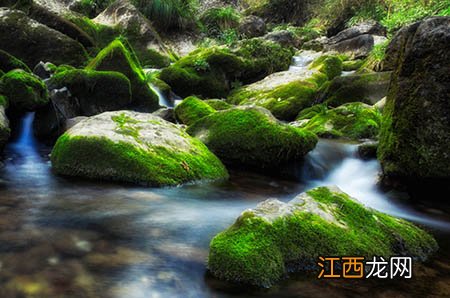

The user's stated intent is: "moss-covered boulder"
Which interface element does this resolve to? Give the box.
[51,111,228,186]
[378,17,450,188]
[0,8,88,67]
[0,50,31,73]
[342,59,364,71]
[204,99,232,111]
[227,54,341,121]
[295,102,382,140]
[0,69,49,111]
[186,106,317,171]
[86,39,159,112]
[208,186,438,287]
[174,96,216,126]
[0,104,10,151]
[160,39,293,98]
[47,69,132,116]
[321,72,391,107]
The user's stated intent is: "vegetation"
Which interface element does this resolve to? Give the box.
[200,6,241,37]
[174,96,216,125]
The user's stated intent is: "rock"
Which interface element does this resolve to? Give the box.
[47,69,132,116]
[208,186,438,287]
[0,105,10,151]
[152,107,176,123]
[378,17,450,189]
[321,71,392,107]
[204,99,232,111]
[264,30,296,47]
[186,106,317,171]
[239,15,266,38]
[358,140,378,160]
[64,116,87,130]
[327,21,387,44]
[295,102,382,140]
[228,54,342,121]
[160,39,293,98]
[93,0,167,65]
[373,96,386,111]
[86,39,159,112]
[32,62,53,79]
[51,111,229,186]
[174,96,216,126]
[0,49,31,73]
[0,69,49,111]
[302,36,327,52]
[34,87,78,141]
[0,8,88,67]
[342,59,364,71]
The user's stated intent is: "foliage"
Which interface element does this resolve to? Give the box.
[132,0,199,32]
[201,6,240,37]
[362,39,389,71]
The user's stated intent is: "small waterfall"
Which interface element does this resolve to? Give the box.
[289,50,323,71]
[150,84,173,108]
[11,112,37,150]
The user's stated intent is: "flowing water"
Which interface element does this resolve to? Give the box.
[1,62,450,296]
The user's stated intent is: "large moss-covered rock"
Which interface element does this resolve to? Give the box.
[227,54,341,121]
[295,102,382,140]
[322,72,391,107]
[47,69,132,116]
[86,39,159,112]
[174,96,216,126]
[0,69,49,111]
[186,106,317,171]
[204,99,232,111]
[0,8,88,67]
[0,50,31,73]
[208,186,438,287]
[378,17,450,186]
[160,39,293,98]
[51,111,229,186]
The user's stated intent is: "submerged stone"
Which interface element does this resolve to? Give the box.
[51,111,228,186]
[208,186,438,287]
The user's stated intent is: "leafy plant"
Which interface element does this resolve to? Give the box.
[200,6,241,37]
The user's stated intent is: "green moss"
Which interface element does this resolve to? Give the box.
[296,104,327,120]
[141,49,171,68]
[86,39,159,111]
[51,132,229,187]
[204,99,232,110]
[0,95,6,107]
[342,59,365,71]
[208,186,438,287]
[0,49,31,73]
[299,102,382,140]
[174,96,216,126]
[0,69,48,111]
[187,106,318,170]
[48,69,132,115]
[309,55,343,80]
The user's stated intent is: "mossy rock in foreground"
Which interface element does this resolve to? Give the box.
[0,49,31,73]
[86,39,159,112]
[186,106,318,171]
[0,69,49,111]
[208,186,438,287]
[174,96,216,126]
[296,102,382,140]
[0,105,10,151]
[51,111,229,187]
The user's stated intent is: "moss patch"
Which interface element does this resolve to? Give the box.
[297,102,382,140]
[208,186,438,287]
[0,49,31,73]
[204,99,233,111]
[309,55,343,80]
[187,106,317,170]
[174,96,216,126]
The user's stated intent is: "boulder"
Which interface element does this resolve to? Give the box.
[327,21,387,45]
[295,102,382,140]
[0,105,10,151]
[51,111,229,186]
[0,69,49,111]
[0,50,31,73]
[378,17,450,188]
[263,30,296,48]
[321,71,391,107]
[228,54,341,121]
[152,107,176,123]
[204,99,232,111]
[186,106,317,171]
[86,39,159,112]
[0,8,88,67]
[358,140,378,160]
[174,96,216,126]
[47,69,132,116]
[239,15,266,38]
[93,0,167,65]
[208,186,438,287]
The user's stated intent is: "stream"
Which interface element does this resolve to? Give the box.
[0,55,449,297]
